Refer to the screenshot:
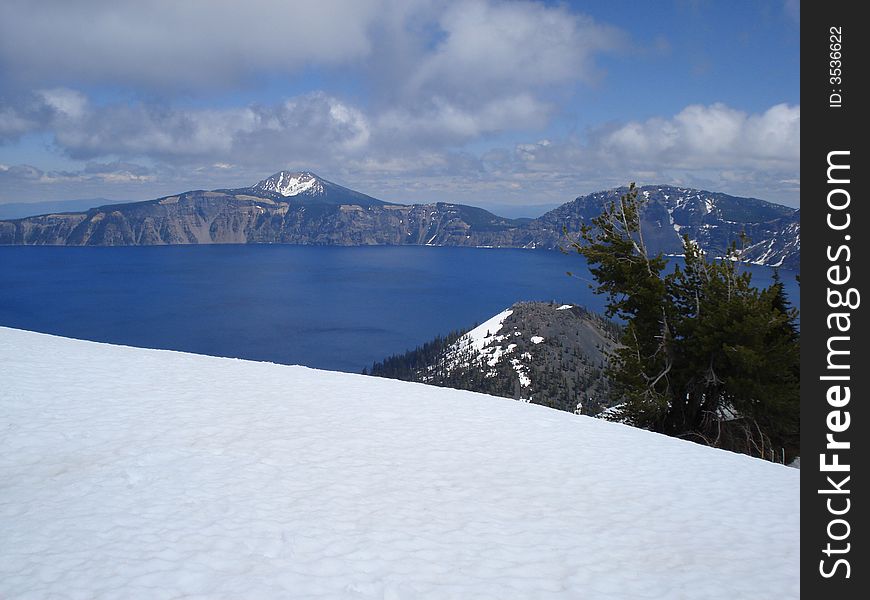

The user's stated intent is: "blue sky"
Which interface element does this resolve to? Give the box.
[0,0,800,213]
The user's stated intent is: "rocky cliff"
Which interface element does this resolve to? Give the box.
[0,172,800,268]
[519,186,800,269]
[0,191,522,247]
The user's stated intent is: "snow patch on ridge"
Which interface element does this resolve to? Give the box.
[446,309,536,388]
[458,309,513,355]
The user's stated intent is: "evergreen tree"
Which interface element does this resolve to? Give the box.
[568,184,800,461]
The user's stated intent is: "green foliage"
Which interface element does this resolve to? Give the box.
[568,184,800,461]
[367,328,468,380]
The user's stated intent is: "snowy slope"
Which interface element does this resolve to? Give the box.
[415,302,618,414]
[254,171,326,197]
[0,327,799,599]
[439,307,537,394]
[454,308,514,355]
[445,308,520,371]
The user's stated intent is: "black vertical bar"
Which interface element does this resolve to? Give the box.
[802,0,866,595]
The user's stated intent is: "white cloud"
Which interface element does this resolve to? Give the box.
[0,97,801,207]
[376,94,551,147]
[0,0,385,91]
[37,89,89,119]
[375,0,618,143]
[454,103,801,207]
[0,163,43,180]
[37,163,157,185]
[1,0,618,103]
[0,1,798,208]
[595,103,800,169]
[408,0,617,100]
[16,90,371,164]
[0,0,626,195]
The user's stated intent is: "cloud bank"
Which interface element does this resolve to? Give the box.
[0,0,799,208]
[0,0,380,91]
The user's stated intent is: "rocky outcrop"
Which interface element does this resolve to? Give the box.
[369,301,621,416]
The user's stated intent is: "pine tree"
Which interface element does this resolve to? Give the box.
[568,184,800,461]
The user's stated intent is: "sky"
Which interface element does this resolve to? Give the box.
[0,0,800,214]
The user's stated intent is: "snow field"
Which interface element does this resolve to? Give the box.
[0,327,799,599]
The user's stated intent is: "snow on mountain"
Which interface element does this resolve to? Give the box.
[249,170,387,207]
[423,302,618,413]
[254,171,326,197]
[742,212,801,268]
[443,308,533,390]
[452,308,514,357]
[537,185,800,269]
[1,326,799,598]
[0,177,798,268]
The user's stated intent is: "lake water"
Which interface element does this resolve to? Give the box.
[0,246,799,373]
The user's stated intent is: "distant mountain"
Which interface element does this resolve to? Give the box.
[246,171,387,207]
[518,185,800,269]
[740,209,800,269]
[369,301,621,416]
[0,171,525,247]
[0,173,800,268]
[0,199,113,220]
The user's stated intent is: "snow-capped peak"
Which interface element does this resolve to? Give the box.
[254,171,326,197]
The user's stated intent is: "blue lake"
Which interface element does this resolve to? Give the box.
[0,246,799,373]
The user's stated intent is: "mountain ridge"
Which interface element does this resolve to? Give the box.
[369,301,621,416]
[0,171,800,268]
